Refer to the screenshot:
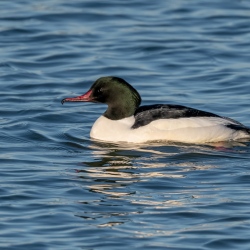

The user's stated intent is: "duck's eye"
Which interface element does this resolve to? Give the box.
[97,88,103,94]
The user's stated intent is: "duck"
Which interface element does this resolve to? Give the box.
[61,76,250,143]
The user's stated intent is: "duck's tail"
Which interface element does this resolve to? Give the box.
[226,124,250,136]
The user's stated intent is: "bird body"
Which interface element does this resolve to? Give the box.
[62,76,250,144]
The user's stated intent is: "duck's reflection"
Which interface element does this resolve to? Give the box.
[74,140,249,228]
[77,140,220,198]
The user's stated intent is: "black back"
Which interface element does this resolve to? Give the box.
[132,104,248,130]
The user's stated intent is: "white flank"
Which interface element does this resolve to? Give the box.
[90,115,249,143]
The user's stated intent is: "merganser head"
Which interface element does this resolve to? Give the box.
[61,76,141,120]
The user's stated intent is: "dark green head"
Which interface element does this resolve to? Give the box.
[62,76,141,120]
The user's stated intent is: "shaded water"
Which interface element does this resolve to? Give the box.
[1,0,250,249]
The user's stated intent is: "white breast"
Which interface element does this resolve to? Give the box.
[90,115,249,143]
[90,116,136,142]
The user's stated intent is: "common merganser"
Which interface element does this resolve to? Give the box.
[62,76,250,143]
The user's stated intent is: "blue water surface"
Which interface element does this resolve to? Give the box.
[1,0,250,249]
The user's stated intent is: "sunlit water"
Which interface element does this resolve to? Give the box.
[1,0,250,249]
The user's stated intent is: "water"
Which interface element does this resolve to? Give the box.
[1,0,250,249]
